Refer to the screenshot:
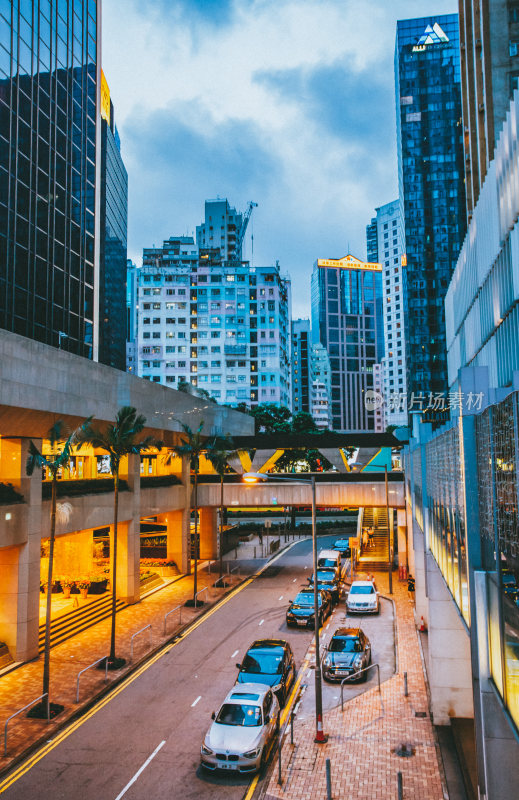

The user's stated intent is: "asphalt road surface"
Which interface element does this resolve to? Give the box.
[0,537,394,800]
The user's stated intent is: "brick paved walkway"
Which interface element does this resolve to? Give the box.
[0,558,245,772]
[263,572,447,800]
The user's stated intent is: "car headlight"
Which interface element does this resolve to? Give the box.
[324,656,331,667]
[201,744,213,755]
[353,655,363,669]
[243,747,261,759]
[272,683,282,692]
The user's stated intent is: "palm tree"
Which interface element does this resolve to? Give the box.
[205,437,236,581]
[168,421,207,605]
[81,407,159,668]
[26,418,90,718]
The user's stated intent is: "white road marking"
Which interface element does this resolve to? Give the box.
[259,619,265,626]
[293,578,297,582]
[231,649,239,658]
[278,595,284,601]
[191,695,202,707]
[114,740,165,800]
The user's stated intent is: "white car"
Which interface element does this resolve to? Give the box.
[346,580,380,614]
[201,683,280,773]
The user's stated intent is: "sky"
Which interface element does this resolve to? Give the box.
[102,0,457,318]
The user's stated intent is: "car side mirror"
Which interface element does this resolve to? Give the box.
[364,644,369,651]
[236,663,241,670]
[211,711,215,720]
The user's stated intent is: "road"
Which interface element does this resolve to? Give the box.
[0,537,394,800]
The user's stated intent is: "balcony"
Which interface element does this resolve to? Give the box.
[224,344,247,355]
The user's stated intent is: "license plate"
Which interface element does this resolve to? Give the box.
[335,670,349,676]
[219,763,238,770]
[297,620,307,626]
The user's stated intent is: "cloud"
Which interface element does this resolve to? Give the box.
[123,102,281,254]
[126,0,236,28]
[255,61,394,148]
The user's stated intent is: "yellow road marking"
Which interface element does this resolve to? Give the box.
[243,773,260,800]
[0,541,301,794]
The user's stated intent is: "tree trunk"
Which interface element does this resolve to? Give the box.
[43,473,57,715]
[193,470,198,602]
[110,469,119,661]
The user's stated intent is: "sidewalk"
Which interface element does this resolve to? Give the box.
[263,572,446,800]
[0,538,269,775]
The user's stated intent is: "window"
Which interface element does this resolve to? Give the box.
[211,375,221,383]
[178,361,186,367]
[143,332,151,339]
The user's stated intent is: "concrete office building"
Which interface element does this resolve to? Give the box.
[367,201,408,427]
[311,343,332,430]
[395,15,466,401]
[133,229,291,409]
[0,0,101,359]
[291,319,311,414]
[459,0,519,216]
[196,199,243,262]
[311,254,384,432]
[98,73,128,371]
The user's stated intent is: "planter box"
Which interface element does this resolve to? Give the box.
[153,566,177,577]
[89,579,108,594]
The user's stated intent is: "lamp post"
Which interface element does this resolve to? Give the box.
[242,471,327,743]
[384,465,393,595]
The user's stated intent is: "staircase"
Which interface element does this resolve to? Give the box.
[38,594,127,654]
[358,507,392,571]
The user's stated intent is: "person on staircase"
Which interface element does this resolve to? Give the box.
[368,526,375,548]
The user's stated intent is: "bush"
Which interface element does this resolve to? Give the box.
[0,482,24,505]
[42,478,129,500]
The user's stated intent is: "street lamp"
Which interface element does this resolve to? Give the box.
[242,471,327,743]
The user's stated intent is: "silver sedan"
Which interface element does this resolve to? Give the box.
[201,683,280,774]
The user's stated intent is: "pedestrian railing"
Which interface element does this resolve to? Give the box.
[4,693,49,756]
[340,663,383,712]
[130,624,152,662]
[76,657,109,703]
[194,587,209,607]
[163,604,182,635]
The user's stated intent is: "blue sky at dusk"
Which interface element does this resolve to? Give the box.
[103,0,456,317]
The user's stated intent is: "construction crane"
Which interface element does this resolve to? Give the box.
[236,201,258,261]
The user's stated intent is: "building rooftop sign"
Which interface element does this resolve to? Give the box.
[413,22,449,51]
[316,254,381,272]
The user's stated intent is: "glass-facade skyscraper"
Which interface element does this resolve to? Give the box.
[395,16,466,401]
[311,254,384,432]
[0,0,99,358]
[99,74,127,371]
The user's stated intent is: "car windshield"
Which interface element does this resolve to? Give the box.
[294,592,319,606]
[316,571,335,582]
[335,541,347,547]
[216,703,262,727]
[242,651,283,675]
[329,637,361,653]
[318,559,336,568]
[350,585,375,595]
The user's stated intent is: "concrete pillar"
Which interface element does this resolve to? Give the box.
[199,507,218,560]
[0,438,42,662]
[110,454,141,604]
[426,552,473,724]
[158,509,190,574]
[413,519,428,627]
[397,508,407,568]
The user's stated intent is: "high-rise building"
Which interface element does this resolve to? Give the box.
[311,343,332,430]
[395,15,466,402]
[0,0,100,358]
[459,0,519,217]
[311,254,384,432]
[126,259,138,374]
[367,200,408,427]
[134,219,291,408]
[196,199,244,262]
[98,73,127,371]
[291,319,311,414]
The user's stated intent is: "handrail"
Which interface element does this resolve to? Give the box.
[194,586,209,608]
[229,565,240,578]
[163,604,182,635]
[4,693,49,756]
[130,624,152,662]
[76,657,109,703]
[340,663,381,711]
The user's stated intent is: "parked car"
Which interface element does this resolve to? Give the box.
[235,639,296,707]
[201,683,280,773]
[322,627,371,682]
[346,580,380,614]
[286,588,332,628]
[317,549,342,571]
[333,538,351,558]
[308,568,342,604]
